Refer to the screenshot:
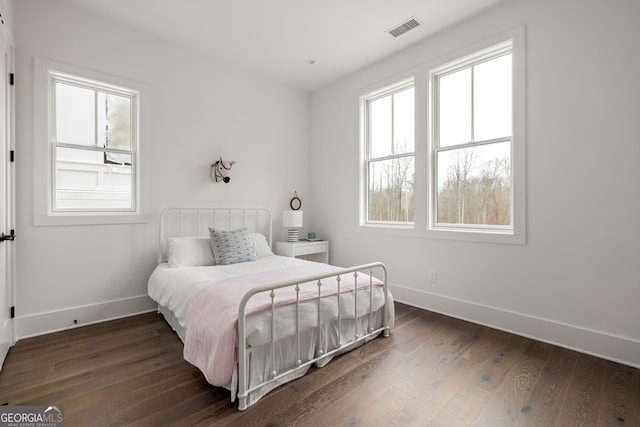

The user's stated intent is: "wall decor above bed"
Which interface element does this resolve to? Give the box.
[148,206,394,410]
[210,157,236,183]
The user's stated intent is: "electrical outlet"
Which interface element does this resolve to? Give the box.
[429,270,437,283]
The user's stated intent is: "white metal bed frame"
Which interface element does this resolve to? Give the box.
[156,207,391,411]
[236,262,390,410]
[158,206,273,263]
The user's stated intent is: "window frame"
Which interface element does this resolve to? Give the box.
[360,77,415,228]
[358,27,525,245]
[430,41,513,233]
[426,30,525,244]
[49,71,138,213]
[34,57,149,226]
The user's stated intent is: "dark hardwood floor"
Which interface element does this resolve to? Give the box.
[0,303,638,426]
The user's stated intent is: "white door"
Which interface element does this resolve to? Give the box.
[0,21,14,370]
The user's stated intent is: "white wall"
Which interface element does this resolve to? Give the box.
[14,0,311,337]
[310,0,640,367]
[13,0,640,369]
[0,0,13,41]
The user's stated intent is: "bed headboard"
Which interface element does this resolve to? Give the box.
[158,207,273,263]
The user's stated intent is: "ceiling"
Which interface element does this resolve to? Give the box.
[57,0,507,91]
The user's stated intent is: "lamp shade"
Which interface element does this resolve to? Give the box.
[282,210,303,228]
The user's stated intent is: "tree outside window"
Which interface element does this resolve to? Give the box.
[363,81,415,224]
[432,46,513,231]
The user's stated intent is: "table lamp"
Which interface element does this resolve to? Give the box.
[282,211,303,242]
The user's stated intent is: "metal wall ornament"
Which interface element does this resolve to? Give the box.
[289,191,302,210]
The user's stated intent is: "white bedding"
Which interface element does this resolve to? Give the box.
[147,254,394,406]
[148,255,339,330]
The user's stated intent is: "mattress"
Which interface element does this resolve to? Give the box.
[148,255,394,406]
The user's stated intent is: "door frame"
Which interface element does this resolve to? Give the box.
[0,3,15,370]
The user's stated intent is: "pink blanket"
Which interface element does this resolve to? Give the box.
[183,262,381,386]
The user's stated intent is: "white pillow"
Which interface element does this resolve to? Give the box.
[167,237,215,268]
[251,233,274,258]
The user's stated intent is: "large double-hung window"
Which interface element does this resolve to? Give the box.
[34,58,148,225]
[51,72,137,211]
[430,40,513,232]
[359,29,525,243]
[361,78,415,225]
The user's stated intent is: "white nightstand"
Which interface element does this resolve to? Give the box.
[275,240,329,264]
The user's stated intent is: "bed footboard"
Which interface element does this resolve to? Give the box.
[236,262,390,411]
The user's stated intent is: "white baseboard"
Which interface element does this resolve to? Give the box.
[390,283,640,369]
[15,295,158,340]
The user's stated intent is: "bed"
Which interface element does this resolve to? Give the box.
[147,207,393,410]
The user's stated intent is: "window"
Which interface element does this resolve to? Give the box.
[429,39,521,238]
[34,58,148,225]
[51,72,137,211]
[359,29,525,243]
[361,78,415,225]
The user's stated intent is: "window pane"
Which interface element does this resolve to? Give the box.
[55,82,96,146]
[55,147,132,210]
[438,68,471,147]
[370,96,391,158]
[474,54,512,141]
[368,157,414,222]
[393,88,414,154]
[56,144,103,164]
[104,93,132,164]
[106,93,132,150]
[436,142,510,226]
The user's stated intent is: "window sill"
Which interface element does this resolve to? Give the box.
[34,212,149,227]
[361,222,414,230]
[424,227,525,245]
[358,224,525,245]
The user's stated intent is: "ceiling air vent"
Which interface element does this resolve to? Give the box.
[388,17,421,38]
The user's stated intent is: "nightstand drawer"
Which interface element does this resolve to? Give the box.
[275,241,329,263]
[294,241,327,256]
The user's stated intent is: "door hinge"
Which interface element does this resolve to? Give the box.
[10,306,14,319]
[9,73,14,86]
[0,229,15,242]
[10,150,14,162]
